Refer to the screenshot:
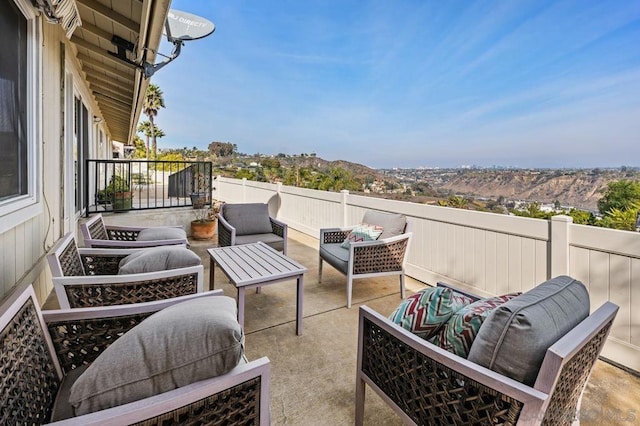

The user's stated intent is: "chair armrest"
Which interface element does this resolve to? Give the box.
[320,227,354,244]
[217,214,235,247]
[350,232,412,275]
[357,306,546,425]
[49,356,270,426]
[43,290,223,374]
[53,265,204,309]
[436,281,482,302]
[269,217,287,238]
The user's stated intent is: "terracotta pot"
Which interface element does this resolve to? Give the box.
[190,220,216,240]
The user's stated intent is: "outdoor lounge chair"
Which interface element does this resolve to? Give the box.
[80,213,189,249]
[355,277,619,425]
[0,283,270,425]
[319,210,412,308]
[47,233,204,308]
[218,203,288,254]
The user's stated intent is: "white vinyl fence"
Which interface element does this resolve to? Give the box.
[215,176,640,371]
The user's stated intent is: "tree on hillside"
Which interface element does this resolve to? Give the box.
[142,83,165,159]
[208,142,237,157]
[597,180,640,215]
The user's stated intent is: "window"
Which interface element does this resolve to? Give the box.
[0,1,27,200]
[0,0,40,231]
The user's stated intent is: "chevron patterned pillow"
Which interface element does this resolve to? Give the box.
[430,293,520,358]
[388,287,475,339]
[340,223,384,249]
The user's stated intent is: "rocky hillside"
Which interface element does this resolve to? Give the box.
[427,169,640,211]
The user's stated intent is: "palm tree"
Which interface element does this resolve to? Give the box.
[136,121,153,158]
[142,83,165,159]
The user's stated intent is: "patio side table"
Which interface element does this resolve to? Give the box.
[208,242,308,335]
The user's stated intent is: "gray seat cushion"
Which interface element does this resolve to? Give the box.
[319,243,349,274]
[118,246,201,274]
[467,275,590,386]
[222,203,273,236]
[69,295,244,416]
[235,233,285,252]
[362,211,406,239]
[136,227,186,241]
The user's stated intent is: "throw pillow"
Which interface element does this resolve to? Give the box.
[341,223,384,249]
[69,295,244,415]
[118,246,201,274]
[430,293,520,358]
[389,287,475,339]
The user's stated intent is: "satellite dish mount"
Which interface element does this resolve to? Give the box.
[140,10,215,79]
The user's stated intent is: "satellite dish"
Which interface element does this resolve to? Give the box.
[141,9,215,78]
[164,9,215,41]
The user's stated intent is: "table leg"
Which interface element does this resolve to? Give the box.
[209,258,216,290]
[237,287,245,329]
[296,274,304,335]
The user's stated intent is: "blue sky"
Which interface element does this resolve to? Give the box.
[151,0,640,169]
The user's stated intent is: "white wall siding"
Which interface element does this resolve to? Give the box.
[215,177,640,370]
[0,22,103,306]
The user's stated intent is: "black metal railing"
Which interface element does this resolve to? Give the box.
[84,159,212,215]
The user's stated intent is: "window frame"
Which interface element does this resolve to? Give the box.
[0,0,42,233]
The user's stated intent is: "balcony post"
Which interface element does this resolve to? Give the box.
[341,190,349,227]
[550,215,572,277]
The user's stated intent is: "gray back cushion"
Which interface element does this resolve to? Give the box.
[118,246,201,274]
[362,210,406,239]
[467,276,590,386]
[69,295,244,415]
[136,227,186,241]
[223,203,273,236]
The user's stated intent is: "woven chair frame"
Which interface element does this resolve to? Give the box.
[107,228,141,241]
[59,238,85,276]
[62,273,200,308]
[0,298,60,425]
[322,229,351,244]
[87,217,109,240]
[541,323,612,425]
[81,253,128,275]
[47,312,154,373]
[361,317,523,425]
[352,238,408,275]
[131,377,262,426]
[218,220,232,247]
[270,218,285,238]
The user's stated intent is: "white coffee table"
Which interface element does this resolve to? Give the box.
[208,242,307,335]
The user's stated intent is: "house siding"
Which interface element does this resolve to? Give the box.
[0,18,108,305]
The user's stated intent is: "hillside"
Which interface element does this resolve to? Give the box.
[417,169,640,211]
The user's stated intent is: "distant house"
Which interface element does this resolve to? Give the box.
[0,0,169,302]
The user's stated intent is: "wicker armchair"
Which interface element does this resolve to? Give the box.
[355,283,619,425]
[47,233,204,309]
[319,211,412,308]
[0,283,270,425]
[81,213,189,249]
[218,203,288,254]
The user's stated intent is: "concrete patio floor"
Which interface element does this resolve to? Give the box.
[45,228,640,425]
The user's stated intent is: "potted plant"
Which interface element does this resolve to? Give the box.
[190,200,223,240]
[97,174,133,211]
